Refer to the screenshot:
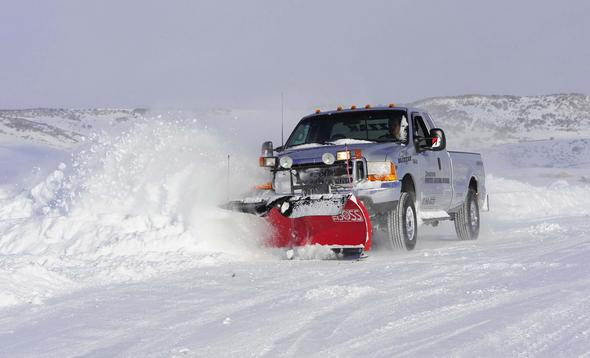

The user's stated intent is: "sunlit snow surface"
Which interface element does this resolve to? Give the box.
[1,100,590,357]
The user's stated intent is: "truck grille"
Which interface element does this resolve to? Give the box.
[274,161,365,195]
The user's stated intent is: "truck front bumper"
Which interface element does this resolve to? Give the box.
[353,180,402,215]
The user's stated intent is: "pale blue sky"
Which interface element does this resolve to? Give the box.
[1,0,588,108]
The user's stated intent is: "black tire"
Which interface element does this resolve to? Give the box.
[454,188,480,240]
[385,192,417,250]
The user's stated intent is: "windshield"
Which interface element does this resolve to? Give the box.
[285,110,408,148]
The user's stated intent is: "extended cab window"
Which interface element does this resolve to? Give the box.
[412,113,430,140]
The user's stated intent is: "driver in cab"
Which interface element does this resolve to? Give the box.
[387,115,408,142]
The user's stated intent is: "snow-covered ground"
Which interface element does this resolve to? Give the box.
[1,96,589,357]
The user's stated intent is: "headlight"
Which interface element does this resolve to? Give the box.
[336,150,351,161]
[259,157,277,167]
[322,153,335,165]
[279,156,293,169]
[367,161,397,181]
[336,149,362,161]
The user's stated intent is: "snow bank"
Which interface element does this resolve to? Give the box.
[486,175,590,222]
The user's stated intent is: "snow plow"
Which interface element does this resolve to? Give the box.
[223,193,372,254]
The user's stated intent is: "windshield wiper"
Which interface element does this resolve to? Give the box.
[286,142,326,149]
[322,140,376,145]
[374,138,402,143]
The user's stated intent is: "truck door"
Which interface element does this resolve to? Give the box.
[412,112,452,210]
[424,113,453,210]
[411,112,439,211]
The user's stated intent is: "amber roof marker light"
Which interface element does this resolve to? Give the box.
[350,105,357,110]
[388,103,396,108]
[364,104,371,109]
[315,108,321,114]
[336,106,343,111]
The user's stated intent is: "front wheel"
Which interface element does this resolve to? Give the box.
[385,192,417,250]
[454,188,480,240]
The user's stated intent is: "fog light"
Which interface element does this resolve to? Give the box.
[279,156,293,169]
[322,152,335,165]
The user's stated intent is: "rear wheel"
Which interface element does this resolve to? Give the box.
[454,188,480,240]
[385,192,417,250]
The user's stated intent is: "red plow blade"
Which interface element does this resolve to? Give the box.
[265,195,372,251]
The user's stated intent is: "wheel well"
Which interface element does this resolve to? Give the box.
[402,175,415,194]
[469,177,478,193]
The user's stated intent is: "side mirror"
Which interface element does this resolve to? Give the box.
[429,128,446,151]
[261,141,274,157]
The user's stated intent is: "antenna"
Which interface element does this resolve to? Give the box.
[344,144,353,188]
[227,154,231,201]
[281,92,284,147]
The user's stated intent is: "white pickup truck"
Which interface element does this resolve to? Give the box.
[227,105,488,254]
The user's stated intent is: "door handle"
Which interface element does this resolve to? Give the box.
[437,158,442,171]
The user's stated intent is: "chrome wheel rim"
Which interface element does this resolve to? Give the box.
[405,206,415,240]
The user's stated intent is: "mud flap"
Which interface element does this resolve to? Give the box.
[265,195,372,250]
[482,194,490,212]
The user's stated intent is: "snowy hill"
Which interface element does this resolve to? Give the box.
[3,94,589,149]
[410,93,590,146]
[0,108,146,148]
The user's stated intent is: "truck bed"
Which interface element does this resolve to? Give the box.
[448,151,486,210]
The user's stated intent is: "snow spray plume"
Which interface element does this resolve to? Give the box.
[0,113,269,259]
